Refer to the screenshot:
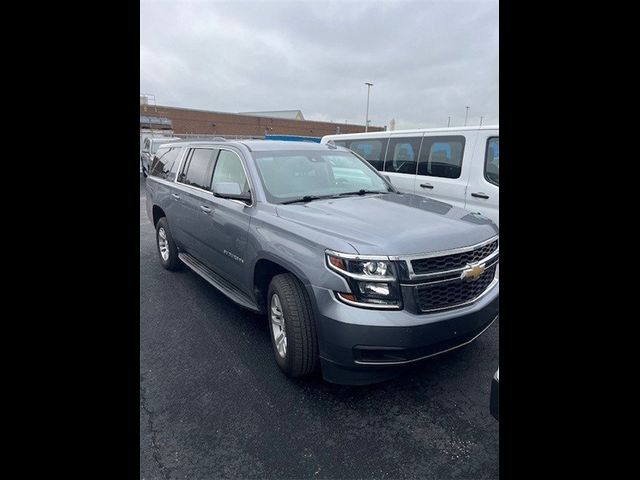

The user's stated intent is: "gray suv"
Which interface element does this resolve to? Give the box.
[145,140,499,385]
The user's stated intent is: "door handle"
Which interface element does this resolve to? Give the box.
[420,183,434,189]
[199,205,212,214]
[471,192,490,199]
[171,193,180,200]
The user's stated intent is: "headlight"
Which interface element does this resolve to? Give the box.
[326,250,402,309]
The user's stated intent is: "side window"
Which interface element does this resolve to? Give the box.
[333,140,348,147]
[144,138,150,151]
[485,137,499,186]
[417,136,465,179]
[348,139,388,171]
[211,150,249,194]
[179,148,217,190]
[150,147,181,180]
[383,137,422,174]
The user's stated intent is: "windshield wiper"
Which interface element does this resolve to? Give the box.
[336,189,391,197]
[280,195,326,205]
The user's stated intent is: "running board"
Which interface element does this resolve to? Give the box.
[178,252,260,312]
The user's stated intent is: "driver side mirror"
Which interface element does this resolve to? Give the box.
[213,182,251,203]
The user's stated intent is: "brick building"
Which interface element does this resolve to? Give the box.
[139,104,384,138]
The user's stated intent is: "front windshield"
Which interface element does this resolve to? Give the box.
[253,149,392,204]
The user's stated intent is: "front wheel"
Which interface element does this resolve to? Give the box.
[267,274,319,378]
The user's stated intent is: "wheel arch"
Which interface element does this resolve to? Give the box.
[152,205,166,227]
[253,254,313,313]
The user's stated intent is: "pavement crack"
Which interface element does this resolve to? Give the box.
[140,374,173,480]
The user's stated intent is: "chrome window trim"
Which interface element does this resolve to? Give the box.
[354,314,498,365]
[414,277,498,314]
[335,292,401,310]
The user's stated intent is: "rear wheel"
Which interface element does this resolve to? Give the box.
[267,273,319,377]
[155,217,181,270]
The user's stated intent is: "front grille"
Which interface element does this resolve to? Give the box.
[415,264,497,312]
[411,239,498,275]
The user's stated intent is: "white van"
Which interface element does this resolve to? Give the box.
[321,126,499,225]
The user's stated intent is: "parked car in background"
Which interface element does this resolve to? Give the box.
[491,368,499,420]
[145,139,499,385]
[321,126,499,225]
[141,136,181,177]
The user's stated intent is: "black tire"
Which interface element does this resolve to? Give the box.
[267,273,319,377]
[155,217,181,271]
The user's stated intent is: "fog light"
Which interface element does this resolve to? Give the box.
[358,282,390,296]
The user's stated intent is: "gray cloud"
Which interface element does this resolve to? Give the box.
[141,0,498,130]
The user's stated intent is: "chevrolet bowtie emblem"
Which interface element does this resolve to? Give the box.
[461,263,486,281]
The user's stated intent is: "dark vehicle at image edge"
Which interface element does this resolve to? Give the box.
[145,140,499,385]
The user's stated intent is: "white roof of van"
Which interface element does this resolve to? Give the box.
[322,125,498,138]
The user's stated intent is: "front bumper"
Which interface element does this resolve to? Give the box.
[309,283,499,385]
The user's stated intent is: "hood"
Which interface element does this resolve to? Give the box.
[275,193,498,256]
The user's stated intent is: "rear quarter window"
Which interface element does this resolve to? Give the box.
[150,147,181,180]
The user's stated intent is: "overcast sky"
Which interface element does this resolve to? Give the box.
[140,0,498,130]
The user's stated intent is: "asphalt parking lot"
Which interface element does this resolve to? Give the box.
[140,176,499,479]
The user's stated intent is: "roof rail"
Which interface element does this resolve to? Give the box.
[212,136,227,142]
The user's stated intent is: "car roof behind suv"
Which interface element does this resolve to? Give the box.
[150,137,181,143]
[160,139,341,152]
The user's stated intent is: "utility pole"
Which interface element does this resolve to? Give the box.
[464,106,470,126]
[365,82,373,132]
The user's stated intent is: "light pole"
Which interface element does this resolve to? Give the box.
[464,106,470,126]
[479,116,484,127]
[365,82,373,132]
[447,116,451,127]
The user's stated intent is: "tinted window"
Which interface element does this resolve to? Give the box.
[180,148,217,190]
[384,137,422,174]
[150,147,181,180]
[211,150,249,194]
[485,137,499,186]
[347,139,388,171]
[417,136,465,179]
